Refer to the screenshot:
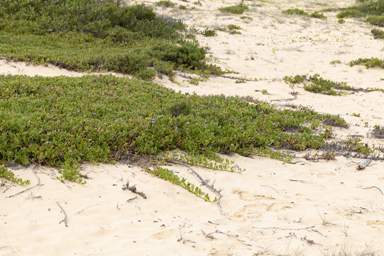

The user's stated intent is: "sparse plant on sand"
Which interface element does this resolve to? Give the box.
[219,1,249,14]
[371,28,384,39]
[350,57,384,69]
[0,166,30,185]
[154,0,176,7]
[282,8,326,19]
[283,74,352,96]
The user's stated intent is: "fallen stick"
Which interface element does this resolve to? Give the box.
[170,160,225,216]
[6,169,42,198]
[357,186,383,195]
[253,225,315,231]
[56,201,68,227]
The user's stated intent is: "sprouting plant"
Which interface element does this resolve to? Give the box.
[203,28,216,37]
[150,167,216,202]
[261,89,268,94]
[330,60,341,64]
[338,18,345,24]
[321,125,333,139]
[351,113,360,117]
[0,166,30,185]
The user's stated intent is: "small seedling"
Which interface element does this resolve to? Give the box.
[261,89,268,94]
[351,113,360,117]
[330,60,341,64]
[338,18,345,24]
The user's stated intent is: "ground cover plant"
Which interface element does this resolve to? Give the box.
[0,0,222,80]
[336,0,384,27]
[350,57,384,69]
[154,0,176,7]
[219,3,249,14]
[0,166,30,185]
[282,9,326,19]
[0,74,349,183]
[283,74,353,96]
[371,28,384,39]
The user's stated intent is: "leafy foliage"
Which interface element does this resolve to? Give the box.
[336,0,384,27]
[219,4,249,14]
[0,166,30,185]
[0,0,220,79]
[150,167,216,202]
[283,74,352,96]
[154,0,176,7]
[0,75,348,181]
[371,29,384,39]
[350,58,384,69]
[282,9,326,19]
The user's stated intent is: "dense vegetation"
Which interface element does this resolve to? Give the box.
[336,0,384,27]
[0,75,347,182]
[0,0,221,80]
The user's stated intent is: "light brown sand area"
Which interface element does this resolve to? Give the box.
[2,0,384,255]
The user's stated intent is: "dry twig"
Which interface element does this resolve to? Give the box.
[6,169,42,198]
[357,186,383,195]
[56,201,68,227]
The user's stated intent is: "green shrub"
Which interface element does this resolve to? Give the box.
[336,0,384,20]
[366,16,384,27]
[0,75,349,181]
[155,0,176,7]
[350,57,384,68]
[310,11,326,19]
[203,29,216,37]
[282,8,309,16]
[0,0,223,80]
[338,18,346,24]
[371,28,384,39]
[336,9,366,18]
[283,74,352,96]
[219,4,249,14]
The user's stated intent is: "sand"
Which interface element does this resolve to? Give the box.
[1,0,384,255]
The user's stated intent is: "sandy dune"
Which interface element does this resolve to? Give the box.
[1,0,384,255]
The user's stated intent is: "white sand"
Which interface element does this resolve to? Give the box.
[1,0,384,255]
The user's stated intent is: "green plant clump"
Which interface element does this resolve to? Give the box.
[309,11,326,19]
[0,74,349,182]
[350,58,384,69]
[150,167,216,201]
[372,125,384,138]
[366,16,384,27]
[344,137,374,155]
[282,8,309,16]
[336,0,384,26]
[219,4,249,14]
[282,9,326,19]
[154,0,176,7]
[0,0,222,80]
[203,29,216,37]
[371,29,384,39]
[284,74,353,96]
[0,166,30,185]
